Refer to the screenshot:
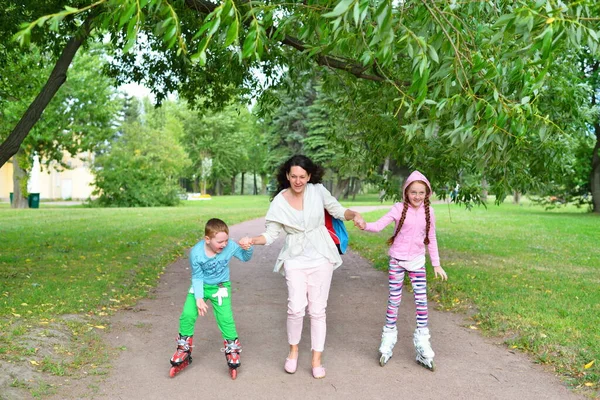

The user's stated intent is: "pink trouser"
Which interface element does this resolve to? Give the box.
[284,262,334,352]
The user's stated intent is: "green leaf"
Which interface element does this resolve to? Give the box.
[353,1,360,27]
[332,16,342,31]
[191,50,207,66]
[427,45,439,64]
[225,20,239,47]
[126,18,137,40]
[541,27,552,59]
[493,14,514,28]
[323,0,354,19]
[208,17,221,37]
[120,3,137,27]
[242,34,255,59]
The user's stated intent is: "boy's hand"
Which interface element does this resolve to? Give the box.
[238,236,253,250]
[433,266,448,281]
[196,299,208,316]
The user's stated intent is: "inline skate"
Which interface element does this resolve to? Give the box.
[169,334,193,377]
[378,326,398,366]
[413,327,435,371]
[222,338,242,379]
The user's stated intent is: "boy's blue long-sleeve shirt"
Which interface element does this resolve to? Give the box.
[189,240,253,299]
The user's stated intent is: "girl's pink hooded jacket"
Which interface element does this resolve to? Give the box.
[364,171,440,267]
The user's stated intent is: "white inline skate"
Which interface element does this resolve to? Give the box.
[413,327,435,371]
[378,326,398,366]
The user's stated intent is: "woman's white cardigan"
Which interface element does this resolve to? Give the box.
[261,183,348,275]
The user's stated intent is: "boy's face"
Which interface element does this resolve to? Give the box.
[205,231,229,254]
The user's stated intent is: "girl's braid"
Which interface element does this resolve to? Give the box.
[423,196,431,245]
[387,201,409,246]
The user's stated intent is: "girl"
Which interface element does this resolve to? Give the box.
[358,170,447,370]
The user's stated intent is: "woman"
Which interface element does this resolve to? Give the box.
[241,155,364,379]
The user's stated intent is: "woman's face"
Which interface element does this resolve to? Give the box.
[406,181,427,208]
[286,166,311,195]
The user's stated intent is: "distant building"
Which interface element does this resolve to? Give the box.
[0,152,96,201]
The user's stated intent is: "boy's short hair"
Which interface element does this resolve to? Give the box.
[205,218,229,238]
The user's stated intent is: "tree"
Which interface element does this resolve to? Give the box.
[4,0,600,209]
[92,98,190,207]
[585,57,600,212]
[181,103,253,195]
[0,43,121,208]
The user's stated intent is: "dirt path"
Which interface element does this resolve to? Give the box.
[56,211,582,400]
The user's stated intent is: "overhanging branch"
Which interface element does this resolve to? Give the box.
[184,0,405,85]
[0,16,94,168]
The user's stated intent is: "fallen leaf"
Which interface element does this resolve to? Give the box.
[584,360,595,369]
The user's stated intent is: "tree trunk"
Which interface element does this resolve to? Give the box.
[11,150,28,209]
[342,178,351,200]
[0,16,94,168]
[231,175,236,195]
[380,157,390,200]
[351,178,361,201]
[253,173,257,195]
[333,178,350,199]
[481,177,488,202]
[241,172,245,195]
[591,123,600,213]
[513,191,521,204]
[260,174,267,194]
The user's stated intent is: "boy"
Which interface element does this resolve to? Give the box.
[169,218,253,379]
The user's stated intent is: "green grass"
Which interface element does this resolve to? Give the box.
[1,195,598,397]
[0,196,270,317]
[0,196,271,396]
[350,202,599,395]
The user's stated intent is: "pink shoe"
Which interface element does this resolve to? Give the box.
[284,357,298,374]
[312,365,326,379]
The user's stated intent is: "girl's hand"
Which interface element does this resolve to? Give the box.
[433,266,448,281]
[196,299,209,316]
[353,213,366,230]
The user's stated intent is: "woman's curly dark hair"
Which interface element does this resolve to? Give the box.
[271,155,325,200]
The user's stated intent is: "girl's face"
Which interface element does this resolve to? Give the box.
[406,181,427,208]
[286,166,311,195]
[205,231,229,255]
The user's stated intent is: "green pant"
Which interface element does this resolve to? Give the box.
[178,281,238,340]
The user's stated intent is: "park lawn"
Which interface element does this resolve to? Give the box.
[1,195,598,397]
[0,196,270,395]
[349,202,599,395]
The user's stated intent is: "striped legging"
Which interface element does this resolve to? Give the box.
[385,258,428,329]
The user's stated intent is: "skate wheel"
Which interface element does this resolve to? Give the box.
[230,368,237,380]
[169,367,177,378]
[379,352,392,367]
[379,354,387,367]
[428,361,435,372]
